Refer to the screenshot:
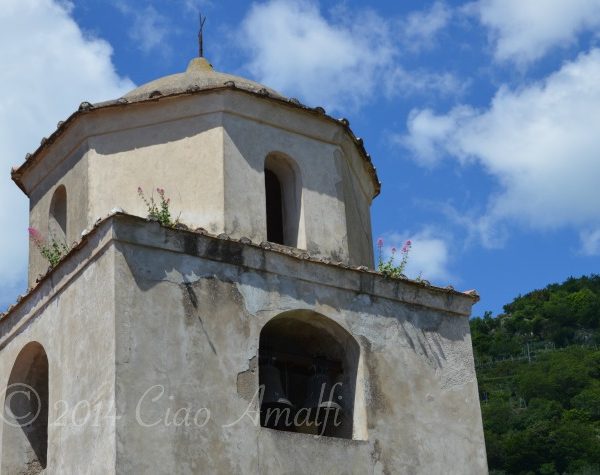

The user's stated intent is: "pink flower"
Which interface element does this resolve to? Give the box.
[401,240,412,253]
[377,238,383,247]
[28,227,44,246]
[28,227,41,239]
[391,247,397,254]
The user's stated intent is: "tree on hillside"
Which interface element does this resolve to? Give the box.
[472,275,600,474]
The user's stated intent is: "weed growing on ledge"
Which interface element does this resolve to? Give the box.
[28,227,69,267]
[137,187,179,227]
[377,238,412,278]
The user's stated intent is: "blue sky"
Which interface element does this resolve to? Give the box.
[2,0,600,316]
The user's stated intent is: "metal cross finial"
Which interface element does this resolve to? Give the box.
[198,13,207,57]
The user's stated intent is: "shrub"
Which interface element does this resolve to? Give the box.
[376,238,411,278]
[28,227,69,267]
[137,186,178,227]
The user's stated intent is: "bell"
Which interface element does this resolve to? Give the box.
[302,372,343,418]
[260,363,293,407]
[299,370,344,436]
[260,362,294,430]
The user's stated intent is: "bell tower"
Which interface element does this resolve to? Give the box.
[14,55,379,286]
[0,54,488,474]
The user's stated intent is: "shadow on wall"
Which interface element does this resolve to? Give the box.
[91,110,222,157]
[113,220,470,403]
[1,341,49,474]
[117,227,470,351]
[49,185,67,243]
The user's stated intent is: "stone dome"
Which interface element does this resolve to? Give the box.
[124,57,284,101]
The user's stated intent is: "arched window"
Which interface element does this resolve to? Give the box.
[2,342,49,474]
[49,185,67,242]
[259,310,360,439]
[264,154,303,247]
[264,168,284,244]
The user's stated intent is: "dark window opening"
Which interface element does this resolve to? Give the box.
[265,168,284,245]
[259,311,359,439]
[49,185,67,243]
[264,154,304,248]
[2,342,49,474]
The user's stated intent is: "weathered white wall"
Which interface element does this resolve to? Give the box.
[221,112,349,260]
[0,231,117,474]
[23,91,377,283]
[109,217,486,474]
[0,215,487,474]
[28,143,90,286]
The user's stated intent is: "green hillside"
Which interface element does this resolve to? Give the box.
[470,275,600,475]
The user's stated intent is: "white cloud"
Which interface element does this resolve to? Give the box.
[385,67,467,100]
[473,0,600,64]
[238,0,459,111]
[402,1,451,51]
[239,0,394,111]
[399,106,474,166]
[401,48,600,250]
[580,229,600,256]
[114,3,171,56]
[378,230,454,284]
[0,0,133,306]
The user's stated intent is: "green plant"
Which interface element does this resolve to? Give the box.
[377,238,411,278]
[28,227,70,267]
[137,186,178,227]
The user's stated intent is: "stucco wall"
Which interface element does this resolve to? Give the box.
[28,143,90,286]
[221,112,349,260]
[0,215,486,474]
[337,149,374,267]
[0,231,117,474]
[21,90,377,285]
[109,217,486,474]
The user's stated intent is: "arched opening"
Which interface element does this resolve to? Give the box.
[265,169,284,244]
[1,342,49,474]
[49,185,67,242]
[264,154,304,248]
[258,310,360,439]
